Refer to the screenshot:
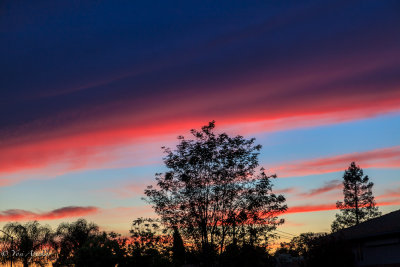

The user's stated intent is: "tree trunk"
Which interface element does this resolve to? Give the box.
[355,182,359,225]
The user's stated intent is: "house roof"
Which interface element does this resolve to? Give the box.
[333,209,400,240]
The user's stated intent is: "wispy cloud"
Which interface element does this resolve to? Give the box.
[101,182,151,199]
[286,203,337,214]
[286,199,400,215]
[299,180,342,197]
[269,146,400,177]
[274,187,299,195]
[0,206,99,222]
[1,103,399,184]
[376,187,400,200]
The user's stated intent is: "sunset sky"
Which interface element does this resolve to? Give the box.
[1,1,400,242]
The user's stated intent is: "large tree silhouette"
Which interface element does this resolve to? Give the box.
[331,162,381,232]
[145,121,287,258]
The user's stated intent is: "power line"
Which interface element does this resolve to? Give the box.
[274,229,296,237]
[271,232,293,240]
[277,234,293,240]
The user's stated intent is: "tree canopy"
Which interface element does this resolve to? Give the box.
[276,232,355,267]
[144,121,287,257]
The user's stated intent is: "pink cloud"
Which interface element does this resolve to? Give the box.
[274,187,299,195]
[376,187,400,200]
[269,146,400,177]
[0,206,99,222]
[286,200,400,215]
[1,53,400,183]
[299,180,342,197]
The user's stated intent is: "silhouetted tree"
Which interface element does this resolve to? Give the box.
[73,231,129,267]
[51,219,99,266]
[220,243,275,267]
[276,232,355,267]
[331,162,381,232]
[129,218,172,267]
[145,121,287,261]
[1,221,52,267]
[276,232,322,258]
[172,226,185,265]
[52,219,132,267]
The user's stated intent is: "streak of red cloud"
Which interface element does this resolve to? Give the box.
[285,200,400,215]
[274,187,299,195]
[286,204,337,214]
[0,139,165,187]
[376,188,400,200]
[1,59,400,182]
[375,200,400,207]
[0,206,99,222]
[299,180,342,197]
[269,146,400,177]
[381,191,400,199]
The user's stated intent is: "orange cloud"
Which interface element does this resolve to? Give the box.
[286,200,400,215]
[0,206,99,222]
[269,146,400,177]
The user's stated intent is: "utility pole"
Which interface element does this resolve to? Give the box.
[0,230,13,267]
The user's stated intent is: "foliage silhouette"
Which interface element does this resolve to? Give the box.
[1,221,52,267]
[73,232,129,267]
[145,121,287,261]
[219,243,275,267]
[129,217,172,267]
[276,232,323,258]
[50,218,130,267]
[276,232,355,267]
[331,162,381,232]
[51,219,99,266]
